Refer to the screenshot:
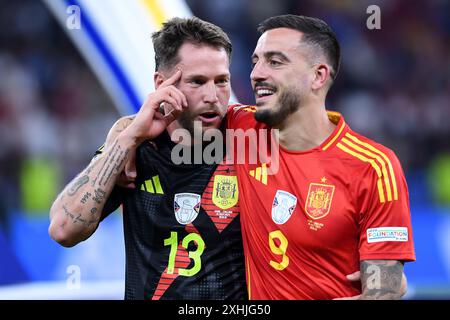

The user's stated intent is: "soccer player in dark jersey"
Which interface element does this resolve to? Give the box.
[49,17,246,300]
[225,15,415,299]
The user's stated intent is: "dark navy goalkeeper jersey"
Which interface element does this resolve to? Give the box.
[100,130,246,300]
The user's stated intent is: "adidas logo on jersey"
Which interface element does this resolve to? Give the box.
[249,163,268,185]
[141,175,164,194]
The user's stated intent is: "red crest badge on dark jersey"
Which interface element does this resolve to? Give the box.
[202,164,239,233]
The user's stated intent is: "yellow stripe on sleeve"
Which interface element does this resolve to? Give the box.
[337,142,386,203]
[345,133,398,200]
[341,137,392,201]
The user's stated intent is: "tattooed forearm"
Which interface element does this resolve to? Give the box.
[68,175,89,196]
[360,260,404,300]
[114,115,135,133]
[85,159,98,175]
[92,188,106,204]
[62,138,130,216]
[63,204,81,224]
[80,192,92,204]
[74,213,86,224]
[62,204,99,229]
[50,128,137,246]
[97,141,130,187]
[63,204,75,221]
[95,139,117,186]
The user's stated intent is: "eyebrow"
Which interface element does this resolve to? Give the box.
[185,73,230,80]
[252,51,291,63]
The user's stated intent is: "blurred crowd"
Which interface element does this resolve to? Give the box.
[0,1,118,227]
[1,0,449,226]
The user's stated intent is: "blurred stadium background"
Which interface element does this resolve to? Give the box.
[0,0,449,299]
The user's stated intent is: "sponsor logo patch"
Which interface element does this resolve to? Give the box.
[367,227,408,243]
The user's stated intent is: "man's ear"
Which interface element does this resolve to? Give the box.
[311,64,331,90]
[154,71,165,89]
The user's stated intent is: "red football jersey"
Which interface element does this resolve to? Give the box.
[226,105,416,300]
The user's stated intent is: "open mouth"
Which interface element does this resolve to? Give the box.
[255,87,276,101]
[198,111,220,123]
[201,111,218,119]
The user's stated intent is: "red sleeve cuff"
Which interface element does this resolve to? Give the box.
[360,251,416,262]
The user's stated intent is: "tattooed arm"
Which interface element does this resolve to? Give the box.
[334,268,407,300]
[48,118,137,247]
[359,260,405,300]
[49,70,186,247]
[106,115,137,189]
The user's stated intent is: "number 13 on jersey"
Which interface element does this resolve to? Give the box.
[164,231,205,277]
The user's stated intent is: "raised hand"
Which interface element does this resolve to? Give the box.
[123,70,188,144]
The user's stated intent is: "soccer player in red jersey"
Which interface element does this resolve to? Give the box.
[226,15,415,299]
[87,16,409,300]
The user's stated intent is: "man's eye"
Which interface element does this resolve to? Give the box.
[191,79,204,85]
[217,79,229,85]
[269,60,282,67]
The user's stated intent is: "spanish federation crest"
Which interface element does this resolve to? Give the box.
[272,190,297,224]
[212,175,238,210]
[305,183,335,220]
[174,193,201,225]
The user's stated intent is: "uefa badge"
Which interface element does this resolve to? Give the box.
[272,190,297,224]
[174,193,201,225]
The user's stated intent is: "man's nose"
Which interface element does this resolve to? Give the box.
[203,82,219,104]
[250,61,268,82]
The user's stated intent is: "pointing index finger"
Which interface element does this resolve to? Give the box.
[160,69,182,88]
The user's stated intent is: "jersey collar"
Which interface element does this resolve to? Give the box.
[321,111,347,151]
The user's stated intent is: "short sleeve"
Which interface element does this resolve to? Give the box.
[358,149,416,262]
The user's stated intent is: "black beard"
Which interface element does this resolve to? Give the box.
[254,89,300,127]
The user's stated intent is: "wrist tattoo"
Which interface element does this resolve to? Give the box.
[68,175,89,196]
[95,140,130,187]
[115,116,135,133]
[361,260,403,300]
[63,204,99,228]
[92,188,106,204]
[80,192,92,204]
